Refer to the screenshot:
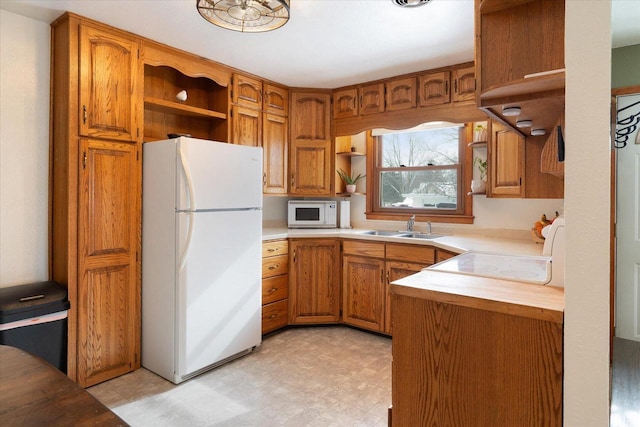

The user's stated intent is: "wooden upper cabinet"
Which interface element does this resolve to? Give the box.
[231,105,261,147]
[333,87,358,119]
[290,91,332,195]
[263,83,288,116]
[79,24,141,142]
[232,73,262,109]
[386,77,417,112]
[263,113,288,194]
[77,139,140,386]
[359,83,386,115]
[488,121,524,197]
[452,66,476,103]
[291,92,331,143]
[418,71,450,107]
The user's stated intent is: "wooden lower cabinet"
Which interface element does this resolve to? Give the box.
[342,241,436,335]
[289,239,341,324]
[343,254,386,332]
[261,240,289,334]
[391,294,563,426]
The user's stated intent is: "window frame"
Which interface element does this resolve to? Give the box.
[365,124,475,224]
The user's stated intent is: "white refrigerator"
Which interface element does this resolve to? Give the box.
[141,137,262,384]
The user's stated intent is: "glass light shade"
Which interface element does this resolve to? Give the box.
[502,106,521,116]
[531,129,546,136]
[197,0,290,33]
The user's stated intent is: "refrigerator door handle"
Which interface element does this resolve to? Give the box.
[178,141,197,272]
[179,212,195,272]
[178,141,197,211]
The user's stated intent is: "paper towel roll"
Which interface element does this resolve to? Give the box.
[339,200,351,229]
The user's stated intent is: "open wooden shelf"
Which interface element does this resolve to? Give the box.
[467,191,486,196]
[468,141,487,148]
[144,96,227,120]
[479,0,536,14]
[337,192,366,196]
[337,151,365,157]
[479,71,565,102]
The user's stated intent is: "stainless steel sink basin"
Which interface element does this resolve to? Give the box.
[401,232,443,239]
[360,230,410,237]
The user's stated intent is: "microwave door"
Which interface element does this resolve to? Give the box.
[296,207,323,224]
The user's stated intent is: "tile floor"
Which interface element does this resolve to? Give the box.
[88,326,392,427]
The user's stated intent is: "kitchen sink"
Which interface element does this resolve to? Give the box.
[360,230,410,237]
[401,232,443,239]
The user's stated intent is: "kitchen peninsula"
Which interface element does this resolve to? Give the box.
[263,227,564,426]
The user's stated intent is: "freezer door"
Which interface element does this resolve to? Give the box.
[176,137,263,211]
[176,210,262,379]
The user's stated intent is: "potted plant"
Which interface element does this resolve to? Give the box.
[474,124,487,142]
[471,157,487,193]
[337,168,365,193]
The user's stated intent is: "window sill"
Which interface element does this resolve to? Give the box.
[365,212,474,225]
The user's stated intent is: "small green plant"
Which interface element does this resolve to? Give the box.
[473,157,487,181]
[337,168,365,184]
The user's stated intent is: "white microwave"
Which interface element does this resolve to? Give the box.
[288,200,337,228]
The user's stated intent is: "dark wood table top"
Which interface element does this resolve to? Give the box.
[0,345,128,426]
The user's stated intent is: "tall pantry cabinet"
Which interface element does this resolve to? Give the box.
[51,13,142,387]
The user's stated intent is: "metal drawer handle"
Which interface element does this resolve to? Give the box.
[268,287,278,293]
[268,265,278,270]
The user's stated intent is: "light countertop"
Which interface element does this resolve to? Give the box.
[262,226,544,257]
[263,226,563,317]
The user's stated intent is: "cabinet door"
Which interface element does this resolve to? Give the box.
[77,139,140,387]
[488,121,525,197]
[290,92,332,195]
[231,105,262,147]
[359,83,385,115]
[333,88,358,119]
[386,77,417,112]
[233,73,262,109]
[79,24,140,142]
[386,261,425,335]
[452,66,476,103]
[263,113,288,194]
[264,83,289,116]
[343,255,386,332]
[418,71,451,107]
[289,239,341,324]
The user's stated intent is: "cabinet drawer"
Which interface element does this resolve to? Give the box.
[262,240,288,258]
[343,240,385,258]
[262,254,288,278]
[262,299,288,334]
[386,244,435,265]
[262,274,289,305]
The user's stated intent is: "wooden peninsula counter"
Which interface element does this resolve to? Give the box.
[389,270,564,427]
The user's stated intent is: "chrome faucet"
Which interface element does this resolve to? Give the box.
[407,215,415,232]
[427,221,432,235]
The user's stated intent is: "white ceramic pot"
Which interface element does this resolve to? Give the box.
[346,184,356,193]
[470,180,486,193]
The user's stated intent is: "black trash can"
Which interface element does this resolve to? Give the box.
[0,281,70,373]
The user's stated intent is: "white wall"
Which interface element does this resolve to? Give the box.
[0,10,50,287]
[564,1,611,425]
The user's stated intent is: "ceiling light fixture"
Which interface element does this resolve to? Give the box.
[531,129,546,136]
[392,0,433,8]
[197,0,290,33]
[502,106,522,117]
[516,119,532,128]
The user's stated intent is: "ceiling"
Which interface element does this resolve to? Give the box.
[1,0,638,89]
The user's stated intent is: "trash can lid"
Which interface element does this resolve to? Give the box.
[0,281,70,324]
